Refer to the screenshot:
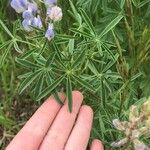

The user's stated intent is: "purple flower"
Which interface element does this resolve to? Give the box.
[32,16,43,29]
[28,2,38,14]
[10,0,28,13]
[44,0,57,6]
[22,10,33,19]
[22,19,32,31]
[45,24,54,40]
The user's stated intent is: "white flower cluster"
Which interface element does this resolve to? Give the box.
[111,98,150,150]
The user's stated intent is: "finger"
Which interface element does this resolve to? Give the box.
[65,105,93,150]
[90,139,104,150]
[6,93,66,150]
[40,91,83,150]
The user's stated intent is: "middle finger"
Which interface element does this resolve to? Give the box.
[39,91,83,150]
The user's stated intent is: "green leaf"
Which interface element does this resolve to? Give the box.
[13,41,22,53]
[69,0,82,24]
[68,39,74,54]
[99,15,123,38]
[18,69,42,94]
[102,59,116,73]
[45,52,56,67]
[0,42,12,67]
[16,58,41,68]
[53,90,64,105]
[52,41,66,69]
[79,8,96,35]
[88,61,99,75]
[137,0,150,8]
[120,0,125,9]
[34,72,44,99]
[66,76,72,112]
[0,40,11,50]
[72,75,95,92]
[102,43,115,60]
[39,39,48,54]
[20,49,37,59]
[56,34,75,40]
[18,72,32,79]
[0,19,14,39]
[37,74,66,101]
[72,49,85,69]
[70,28,92,38]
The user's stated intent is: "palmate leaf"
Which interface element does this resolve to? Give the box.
[72,75,95,92]
[99,15,123,38]
[37,74,66,101]
[18,69,42,94]
[66,76,72,112]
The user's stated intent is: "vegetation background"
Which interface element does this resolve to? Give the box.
[0,0,150,149]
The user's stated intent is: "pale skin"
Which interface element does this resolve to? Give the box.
[6,91,104,150]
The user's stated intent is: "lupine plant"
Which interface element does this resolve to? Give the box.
[0,0,150,149]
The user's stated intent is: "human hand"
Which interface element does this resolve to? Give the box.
[6,91,104,150]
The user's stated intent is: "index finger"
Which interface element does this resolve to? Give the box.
[6,93,66,150]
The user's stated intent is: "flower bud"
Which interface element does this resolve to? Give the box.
[45,24,55,40]
[22,18,32,31]
[32,16,43,29]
